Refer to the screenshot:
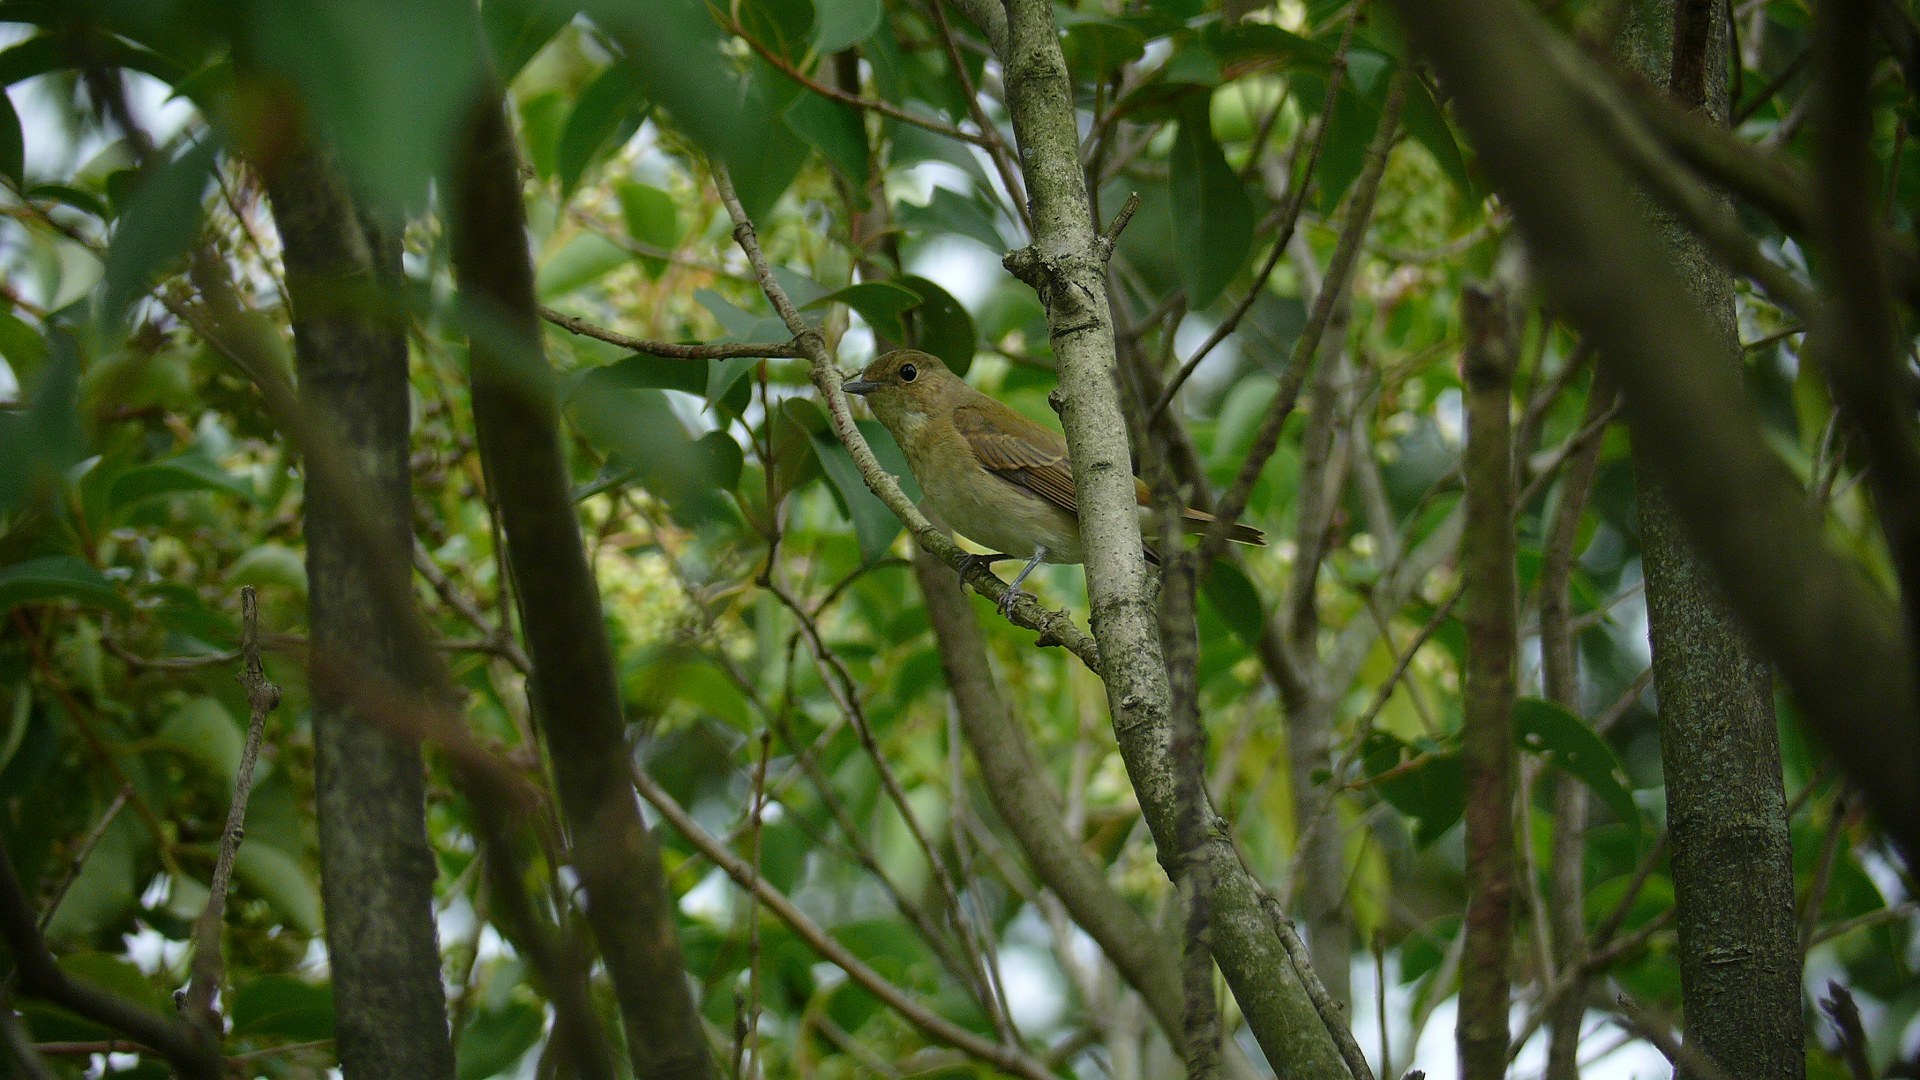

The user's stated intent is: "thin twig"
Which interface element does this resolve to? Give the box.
[630,765,1057,1080]
[183,586,281,1031]
[1259,892,1378,1080]
[539,304,803,360]
[1820,981,1875,1080]
[1612,995,1736,1080]
[37,787,132,932]
[741,731,772,1080]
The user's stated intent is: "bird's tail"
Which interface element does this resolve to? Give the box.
[1178,507,1266,547]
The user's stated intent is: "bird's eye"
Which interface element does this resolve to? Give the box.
[899,363,918,382]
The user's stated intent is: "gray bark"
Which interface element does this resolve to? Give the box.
[1622,7,1806,1079]
[265,150,458,1079]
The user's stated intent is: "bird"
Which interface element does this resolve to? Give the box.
[842,349,1265,615]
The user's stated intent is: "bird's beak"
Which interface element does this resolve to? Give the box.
[842,377,882,397]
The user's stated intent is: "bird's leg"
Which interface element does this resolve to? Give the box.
[998,547,1047,617]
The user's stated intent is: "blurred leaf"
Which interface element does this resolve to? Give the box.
[1063,19,1146,79]
[20,952,163,1041]
[1402,71,1474,200]
[1169,95,1253,308]
[108,452,256,516]
[579,351,706,398]
[706,354,760,408]
[804,281,921,341]
[1361,731,1463,846]
[1313,81,1381,214]
[227,543,309,596]
[232,975,335,1041]
[250,0,486,212]
[897,275,975,373]
[1514,697,1639,830]
[535,231,631,298]
[157,696,242,785]
[482,0,576,81]
[1200,560,1265,650]
[101,137,218,324]
[616,180,683,278]
[234,842,323,934]
[44,820,143,942]
[784,91,869,184]
[0,556,128,616]
[1199,21,1330,68]
[0,89,20,186]
[557,65,647,196]
[0,32,185,86]
[0,329,82,512]
[456,998,544,1080]
[814,0,882,53]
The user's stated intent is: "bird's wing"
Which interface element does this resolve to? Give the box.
[953,402,1082,515]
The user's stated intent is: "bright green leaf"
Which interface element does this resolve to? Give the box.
[616,180,683,278]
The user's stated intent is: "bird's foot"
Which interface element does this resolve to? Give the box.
[996,585,1027,618]
[955,552,1011,579]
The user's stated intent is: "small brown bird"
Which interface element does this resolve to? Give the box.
[843,349,1265,613]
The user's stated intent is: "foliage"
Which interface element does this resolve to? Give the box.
[0,0,1912,1076]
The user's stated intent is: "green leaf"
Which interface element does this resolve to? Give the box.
[1200,561,1265,650]
[1513,697,1640,830]
[1313,81,1381,214]
[706,354,761,409]
[108,452,256,516]
[457,1000,544,1080]
[535,231,632,299]
[616,180,683,278]
[1361,731,1464,847]
[1199,21,1331,69]
[814,0,883,53]
[0,89,20,186]
[482,0,575,81]
[0,33,185,87]
[157,696,243,785]
[804,281,922,341]
[44,821,143,943]
[0,556,129,616]
[0,330,83,512]
[896,275,976,373]
[897,186,1006,252]
[249,0,487,212]
[1402,71,1475,201]
[234,843,322,934]
[1063,19,1146,79]
[784,91,869,184]
[227,543,309,596]
[812,420,917,564]
[1168,96,1254,308]
[557,65,647,196]
[101,137,218,324]
[232,976,335,1042]
[578,351,706,398]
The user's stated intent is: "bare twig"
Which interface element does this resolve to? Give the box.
[183,586,281,1031]
[539,304,803,360]
[37,787,132,931]
[1820,981,1875,1080]
[1613,995,1736,1080]
[630,765,1058,1080]
[1259,893,1378,1080]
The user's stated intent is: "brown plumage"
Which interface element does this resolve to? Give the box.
[843,349,1264,612]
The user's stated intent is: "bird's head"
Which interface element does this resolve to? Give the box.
[841,349,959,432]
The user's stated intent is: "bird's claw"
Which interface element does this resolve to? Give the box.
[996,587,1025,618]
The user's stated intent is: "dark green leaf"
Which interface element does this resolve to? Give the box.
[897,186,1006,252]
[0,556,129,616]
[616,180,683,278]
[896,275,976,373]
[706,354,760,410]
[483,0,576,81]
[804,281,921,341]
[0,327,81,512]
[249,0,486,212]
[456,999,544,1080]
[812,420,917,563]
[0,33,184,86]
[1199,21,1331,68]
[101,137,218,324]
[579,351,706,398]
[1200,560,1265,650]
[557,64,646,196]
[814,0,883,53]
[1513,697,1639,830]
[1063,20,1146,79]
[1361,731,1464,847]
[784,91,869,184]
[1402,71,1475,200]
[108,452,256,515]
[1168,96,1254,308]
[0,89,20,186]
[232,976,335,1042]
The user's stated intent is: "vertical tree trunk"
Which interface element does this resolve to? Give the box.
[1624,6,1806,1078]
[448,93,714,1080]
[1456,286,1517,1080]
[264,148,457,1080]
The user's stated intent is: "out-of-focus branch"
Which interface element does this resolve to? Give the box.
[1385,0,1920,872]
[630,764,1058,1080]
[1455,284,1518,1080]
[0,836,220,1079]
